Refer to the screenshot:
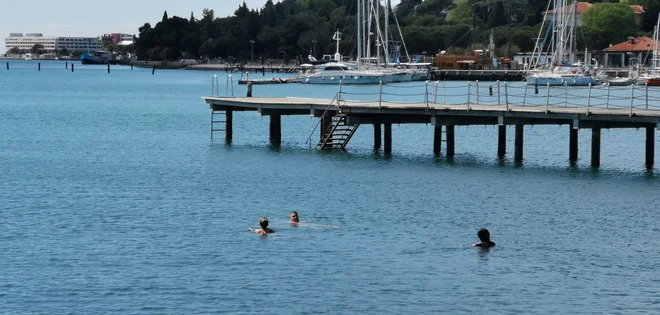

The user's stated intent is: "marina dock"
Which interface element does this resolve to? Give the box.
[203,81,659,169]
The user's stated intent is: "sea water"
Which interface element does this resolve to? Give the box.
[1,60,659,314]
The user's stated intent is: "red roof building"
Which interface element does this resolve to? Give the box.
[597,37,658,68]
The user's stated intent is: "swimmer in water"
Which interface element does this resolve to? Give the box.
[473,228,496,249]
[290,211,300,225]
[249,217,275,235]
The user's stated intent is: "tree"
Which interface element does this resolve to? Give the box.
[31,44,44,54]
[162,10,169,22]
[582,3,637,35]
[8,47,20,54]
[59,48,69,56]
[641,0,660,32]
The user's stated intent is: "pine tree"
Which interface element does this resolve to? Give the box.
[162,10,169,22]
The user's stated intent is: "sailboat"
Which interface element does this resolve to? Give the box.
[526,0,599,86]
[644,13,660,86]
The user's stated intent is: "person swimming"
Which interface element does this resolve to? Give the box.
[290,211,300,225]
[473,228,496,249]
[249,217,275,235]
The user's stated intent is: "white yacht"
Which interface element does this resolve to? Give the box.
[301,62,391,85]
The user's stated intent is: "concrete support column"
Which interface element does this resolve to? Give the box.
[498,125,506,159]
[570,125,579,163]
[514,125,524,161]
[384,123,392,154]
[226,110,233,141]
[374,124,382,150]
[591,128,601,168]
[320,114,333,139]
[446,125,455,157]
[433,125,442,156]
[647,127,655,170]
[269,114,281,144]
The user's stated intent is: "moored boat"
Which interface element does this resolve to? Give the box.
[81,51,117,65]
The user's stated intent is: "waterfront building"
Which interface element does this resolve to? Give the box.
[597,36,659,68]
[5,33,103,54]
[102,33,135,45]
[545,2,644,27]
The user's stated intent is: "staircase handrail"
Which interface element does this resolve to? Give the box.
[305,92,340,149]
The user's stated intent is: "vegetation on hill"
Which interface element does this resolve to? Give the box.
[133,0,659,62]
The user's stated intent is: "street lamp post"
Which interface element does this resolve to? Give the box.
[249,39,255,62]
[312,39,317,57]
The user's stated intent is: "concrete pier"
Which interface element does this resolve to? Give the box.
[374,124,382,150]
[446,125,455,157]
[384,123,392,154]
[514,125,524,161]
[591,128,601,167]
[269,114,281,144]
[498,125,506,159]
[570,125,579,163]
[647,127,655,169]
[433,125,442,156]
[203,93,660,169]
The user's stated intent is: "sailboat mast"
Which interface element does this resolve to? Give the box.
[367,0,373,68]
[376,0,381,65]
[357,0,362,66]
[385,0,389,63]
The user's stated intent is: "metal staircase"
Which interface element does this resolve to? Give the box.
[316,113,360,150]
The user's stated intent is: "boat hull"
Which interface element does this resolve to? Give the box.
[302,73,392,85]
[526,76,598,86]
[645,78,660,86]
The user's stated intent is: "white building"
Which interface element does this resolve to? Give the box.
[5,33,103,54]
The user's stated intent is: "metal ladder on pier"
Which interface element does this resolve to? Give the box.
[316,113,360,150]
[210,111,226,139]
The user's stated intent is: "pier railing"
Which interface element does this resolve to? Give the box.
[335,81,660,113]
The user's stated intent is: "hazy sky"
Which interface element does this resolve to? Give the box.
[1,0,402,53]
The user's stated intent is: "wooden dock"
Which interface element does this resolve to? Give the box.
[203,82,660,169]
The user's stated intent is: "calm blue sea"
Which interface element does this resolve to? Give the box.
[1,60,660,314]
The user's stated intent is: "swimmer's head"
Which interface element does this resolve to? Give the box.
[259,217,269,229]
[290,211,299,223]
[477,228,491,243]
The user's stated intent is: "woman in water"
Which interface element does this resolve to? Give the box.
[249,217,275,235]
[473,228,495,249]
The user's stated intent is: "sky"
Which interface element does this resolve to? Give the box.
[1,0,402,53]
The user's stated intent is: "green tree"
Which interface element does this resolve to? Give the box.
[8,47,20,54]
[581,3,637,34]
[641,0,660,32]
[31,44,44,54]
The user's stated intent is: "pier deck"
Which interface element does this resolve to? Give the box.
[202,82,660,169]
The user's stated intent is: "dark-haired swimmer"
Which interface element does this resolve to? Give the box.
[473,228,496,249]
[249,217,275,235]
[290,211,300,225]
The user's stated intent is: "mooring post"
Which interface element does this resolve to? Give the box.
[38,63,41,71]
[130,62,133,70]
[269,114,282,144]
[6,62,8,70]
[374,123,382,150]
[467,81,471,110]
[498,125,506,159]
[591,127,601,168]
[152,65,156,75]
[446,125,455,157]
[647,126,655,170]
[433,124,442,156]
[247,82,253,97]
[514,125,524,161]
[71,63,74,72]
[226,110,233,141]
[384,123,392,154]
[570,124,579,163]
[66,62,68,69]
[107,64,110,73]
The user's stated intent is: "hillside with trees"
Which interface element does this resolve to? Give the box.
[134,0,657,62]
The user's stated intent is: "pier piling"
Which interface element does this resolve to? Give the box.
[152,65,156,75]
[384,123,392,154]
[515,125,524,161]
[321,113,333,139]
[570,125,579,163]
[66,62,68,69]
[226,110,233,141]
[647,127,655,170]
[107,64,110,73]
[269,114,281,144]
[38,63,41,71]
[591,128,601,168]
[130,62,133,70]
[71,64,74,72]
[433,125,442,156]
[247,82,253,97]
[498,125,506,159]
[6,62,8,70]
[374,124,382,150]
[446,125,455,157]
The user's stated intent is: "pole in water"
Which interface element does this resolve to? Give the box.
[6,62,8,70]
[130,62,133,70]
[38,63,41,71]
[152,65,156,75]
[66,62,68,69]
[535,84,539,95]
[107,64,110,73]
[247,82,253,97]
[71,63,74,72]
